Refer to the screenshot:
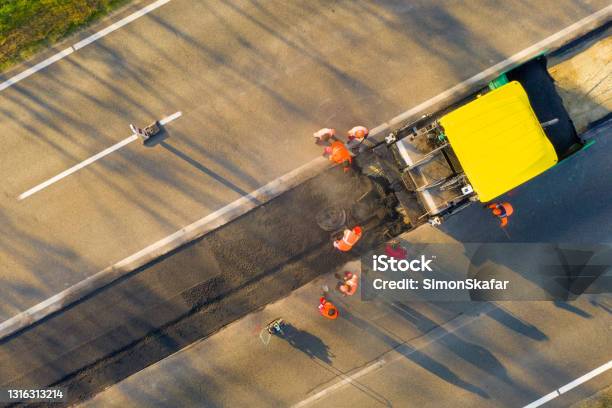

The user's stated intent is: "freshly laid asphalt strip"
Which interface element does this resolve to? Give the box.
[0,166,382,407]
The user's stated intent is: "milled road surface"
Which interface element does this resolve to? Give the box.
[0,0,608,321]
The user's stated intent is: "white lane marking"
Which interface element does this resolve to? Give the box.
[558,360,612,394]
[18,135,138,200]
[0,0,173,91]
[159,111,182,125]
[18,111,182,200]
[523,391,561,408]
[292,360,386,408]
[0,47,74,91]
[523,360,612,408]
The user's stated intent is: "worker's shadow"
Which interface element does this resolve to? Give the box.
[275,323,334,364]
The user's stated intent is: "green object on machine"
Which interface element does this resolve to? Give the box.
[488,73,509,90]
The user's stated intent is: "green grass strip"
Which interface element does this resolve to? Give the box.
[0,0,131,72]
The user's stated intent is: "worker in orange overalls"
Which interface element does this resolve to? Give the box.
[333,226,363,252]
[488,202,514,228]
[313,128,337,145]
[318,297,339,319]
[324,140,353,172]
[337,272,359,296]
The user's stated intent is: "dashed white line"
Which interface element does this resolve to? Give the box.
[523,360,612,408]
[18,111,182,200]
[0,0,173,92]
[18,135,138,200]
[159,111,182,125]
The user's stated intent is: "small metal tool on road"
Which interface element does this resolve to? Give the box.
[259,318,285,345]
[130,121,160,144]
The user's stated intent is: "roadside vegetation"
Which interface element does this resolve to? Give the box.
[0,0,130,72]
[572,385,612,408]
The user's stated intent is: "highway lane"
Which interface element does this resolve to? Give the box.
[0,0,609,320]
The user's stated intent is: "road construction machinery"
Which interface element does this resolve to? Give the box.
[353,56,588,233]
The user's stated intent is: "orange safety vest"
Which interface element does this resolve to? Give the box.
[334,227,363,252]
[348,126,369,140]
[329,141,352,165]
[318,298,339,319]
[488,202,514,228]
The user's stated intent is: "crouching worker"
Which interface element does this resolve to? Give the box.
[333,226,363,252]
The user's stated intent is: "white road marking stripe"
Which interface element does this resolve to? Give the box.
[159,111,182,125]
[557,360,612,394]
[523,391,561,408]
[0,47,74,91]
[73,0,172,50]
[0,0,173,92]
[18,111,182,200]
[292,360,387,408]
[18,135,138,200]
[523,360,612,408]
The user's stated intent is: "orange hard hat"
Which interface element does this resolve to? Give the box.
[355,129,366,139]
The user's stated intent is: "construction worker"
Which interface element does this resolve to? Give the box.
[313,128,337,145]
[385,240,407,259]
[347,125,369,141]
[324,140,353,172]
[333,226,363,252]
[488,202,514,228]
[337,272,359,296]
[318,297,339,319]
[347,125,369,153]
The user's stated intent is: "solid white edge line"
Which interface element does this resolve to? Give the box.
[523,391,561,408]
[558,360,612,394]
[291,360,387,408]
[0,47,74,91]
[523,360,612,408]
[18,135,138,200]
[0,0,173,91]
[73,0,172,50]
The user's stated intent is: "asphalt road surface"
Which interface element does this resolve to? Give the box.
[1,0,609,321]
